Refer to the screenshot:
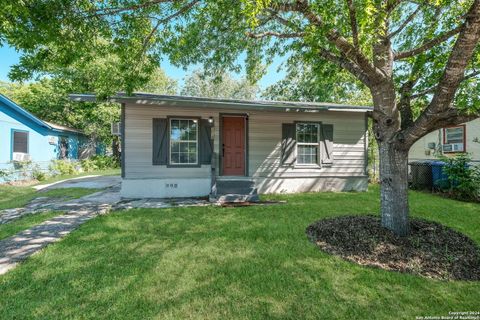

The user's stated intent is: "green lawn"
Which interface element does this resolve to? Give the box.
[0,168,120,210]
[0,211,64,240]
[0,187,100,210]
[39,168,120,184]
[0,185,479,319]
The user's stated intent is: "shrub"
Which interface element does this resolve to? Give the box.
[80,155,119,172]
[12,160,33,180]
[49,160,78,176]
[80,158,98,172]
[439,154,480,202]
[31,164,48,181]
[0,168,13,182]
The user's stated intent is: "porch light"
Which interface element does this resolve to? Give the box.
[208,116,214,124]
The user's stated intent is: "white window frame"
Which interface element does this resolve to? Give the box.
[169,118,199,165]
[295,123,321,166]
[444,126,465,144]
[443,125,466,153]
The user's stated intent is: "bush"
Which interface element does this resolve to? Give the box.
[12,160,33,180]
[31,164,47,181]
[49,160,78,176]
[80,155,119,172]
[439,154,480,202]
[0,168,13,182]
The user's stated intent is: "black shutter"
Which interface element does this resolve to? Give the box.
[281,123,296,165]
[152,118,168,165]
[321,124,334,165]
[199,119,213,165]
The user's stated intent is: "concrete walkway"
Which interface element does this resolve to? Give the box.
[0,174,210,275]
[33,175,121,191]
[0,187,119,275]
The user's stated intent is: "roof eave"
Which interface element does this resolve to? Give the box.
[69,93,373,113]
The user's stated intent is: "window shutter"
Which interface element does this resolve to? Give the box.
[321,124,334,165]
[281,123,296,165]
[152,118,168,165]
[199,119,213,165]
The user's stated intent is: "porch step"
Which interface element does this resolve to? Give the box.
[210,179,259,203]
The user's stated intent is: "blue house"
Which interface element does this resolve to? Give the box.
[0,94,91,180]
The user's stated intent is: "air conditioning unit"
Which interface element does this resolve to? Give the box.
[48,136,58,145]
[12,152,31,162]
[111,122,121,136]
[442,143,464,153]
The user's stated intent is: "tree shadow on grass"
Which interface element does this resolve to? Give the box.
[1,203,479,319]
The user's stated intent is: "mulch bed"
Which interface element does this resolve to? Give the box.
[306,215,480,281]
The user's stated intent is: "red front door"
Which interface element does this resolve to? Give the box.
[222,116,245,176]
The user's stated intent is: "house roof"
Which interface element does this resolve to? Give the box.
[0,94,83,134]
[70,93,373,113]
[44,121,83,134]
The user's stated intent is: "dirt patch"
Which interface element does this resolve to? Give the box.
[3,179,39,187]
[306,215,480,281]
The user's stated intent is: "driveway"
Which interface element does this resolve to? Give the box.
[34,175,121,191]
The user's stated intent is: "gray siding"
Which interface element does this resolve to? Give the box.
[124,104,367,180]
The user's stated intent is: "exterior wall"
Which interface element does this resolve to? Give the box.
[0,102,80,181]
[409,119,480,162]
[122,103,368,198]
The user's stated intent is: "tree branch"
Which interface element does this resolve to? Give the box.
[387,4,421,39]
[400,0,480,147]
[394,26,462,60]
[411,70,480,99]
[317,49,373,86]
[245,31,305,39]
[140,0,200,55]
[89,0,174,17]
[273,0,383,84]
[265,9,301,31]
[398,80,416,130]
[346,0,359,48]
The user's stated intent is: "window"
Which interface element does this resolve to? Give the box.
[170,118,198,165]
[444,126,464,144]
[296,123,320,165]
[13,130,29,154]
[443,125,465,152]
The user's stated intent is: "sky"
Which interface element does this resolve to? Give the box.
[0,44,286,91]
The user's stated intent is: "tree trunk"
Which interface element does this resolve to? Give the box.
[112,136,120,160]
[378,141,410,236]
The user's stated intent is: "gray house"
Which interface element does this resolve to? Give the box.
[72,94,371,200]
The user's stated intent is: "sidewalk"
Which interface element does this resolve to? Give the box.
[0,187,120,275]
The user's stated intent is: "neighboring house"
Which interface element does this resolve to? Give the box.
[72,93,371,199]
[0,94,90,180]
[409,119,480,163]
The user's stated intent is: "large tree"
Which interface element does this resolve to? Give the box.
[262,60,371,105]
[2,0,480,236]
[181,70,258,99]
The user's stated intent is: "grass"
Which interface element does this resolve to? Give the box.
[38,168,120,185]
[0,187,100,210]
[0,168,120,210]
[0,211,63,240]
[0,185,479,319]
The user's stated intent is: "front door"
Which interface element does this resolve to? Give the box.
[222,116,246,176]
